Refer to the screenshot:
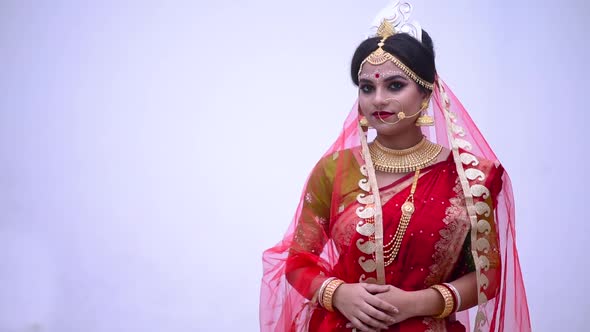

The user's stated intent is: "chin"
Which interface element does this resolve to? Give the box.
[373,123,412,136]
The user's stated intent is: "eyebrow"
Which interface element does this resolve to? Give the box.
[359,74,408,84]
[383,74,408,82]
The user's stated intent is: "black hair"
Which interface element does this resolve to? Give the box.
[351,31,436,94]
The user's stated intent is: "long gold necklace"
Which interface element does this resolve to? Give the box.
[369,137,442,173]
[383,169,420,266]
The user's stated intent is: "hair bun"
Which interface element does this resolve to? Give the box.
[421,29,435,57]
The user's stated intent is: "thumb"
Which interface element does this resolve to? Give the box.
[362,283,391,294]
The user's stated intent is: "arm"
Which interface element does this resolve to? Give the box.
[285,158,333,300]
[286,156,399,331]
[413,161,505,316]
[410,271,477,316]
[371,271,477,325]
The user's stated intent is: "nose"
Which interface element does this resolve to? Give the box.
[373,87,389,109]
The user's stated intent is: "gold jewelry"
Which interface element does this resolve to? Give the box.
[430,284,455,319]
[376,18,396,39]
[382,169,420,266]
[359,116,369,131]
[322,279,345,312]
[357,3,433,90]
[416,113,435,127]
[367,20,396,68]
[357,19,434,91]
[375,98,421,125]
[360,52,434,91]
[317,277,337,307]
[420,100,429,110]
[377,99,403,125]
[415,99,434,126]
[369,137,443,173]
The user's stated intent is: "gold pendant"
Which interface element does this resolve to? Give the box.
[401,201,415,215]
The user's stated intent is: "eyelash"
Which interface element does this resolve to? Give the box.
[360,84,374,93]
[390,81,405,90]
[359,82,406,94]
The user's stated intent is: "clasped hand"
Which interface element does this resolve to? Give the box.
[333,283,417,332]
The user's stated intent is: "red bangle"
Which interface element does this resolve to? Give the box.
[441,283,459,313]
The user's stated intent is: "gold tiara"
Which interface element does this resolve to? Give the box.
[358,2,434,90]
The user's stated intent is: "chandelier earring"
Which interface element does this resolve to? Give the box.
[358,105,370,131]
[359,116,370,131]
[416,99,435,127]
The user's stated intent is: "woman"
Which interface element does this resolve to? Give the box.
[261,2,530,331]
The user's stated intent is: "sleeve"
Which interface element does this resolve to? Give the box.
[450,232,476,281]
[476,162,505,298]
[485,163,504,271]
[450,163,504,284]
[285,157,334,300]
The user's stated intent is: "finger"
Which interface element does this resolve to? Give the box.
[363,283,391,294]
[349,317,375,332]
[362,302,397,325]
[365,294,399,314]
[345,323,360,330]
[358,310,389,330]
[345,323,364,331]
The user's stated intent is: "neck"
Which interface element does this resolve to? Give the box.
[375,128,424,150]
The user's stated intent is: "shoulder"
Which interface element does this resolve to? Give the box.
[315,147,362,172]
[456,149,503,176]
[308,147,362,185]
[456,148,505,196]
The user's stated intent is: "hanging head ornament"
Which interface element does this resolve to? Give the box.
[358,1,434,91]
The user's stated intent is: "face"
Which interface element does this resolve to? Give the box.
[358,61,427,135]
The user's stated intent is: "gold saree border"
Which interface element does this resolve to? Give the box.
[438,80,494,332]
[359,124,386,284]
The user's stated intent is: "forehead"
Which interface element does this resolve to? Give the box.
[358,61,406,80]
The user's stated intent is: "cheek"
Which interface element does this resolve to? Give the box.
[358,96,371,114]
[399,90,422,110]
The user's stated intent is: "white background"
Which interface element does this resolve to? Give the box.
[1,1,588,331]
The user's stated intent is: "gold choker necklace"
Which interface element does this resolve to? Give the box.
[369,137,443,173]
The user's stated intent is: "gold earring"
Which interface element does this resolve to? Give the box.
[359,116,370,131]
[416,112,435,126]
[416,99,434,126]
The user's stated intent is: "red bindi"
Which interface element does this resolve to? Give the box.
[375,73,380,78]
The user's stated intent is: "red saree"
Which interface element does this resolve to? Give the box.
[261,79,530,332]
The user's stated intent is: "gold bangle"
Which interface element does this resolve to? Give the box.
[322,279,345,312]
[430,284,454,319]
[317,277,336,307]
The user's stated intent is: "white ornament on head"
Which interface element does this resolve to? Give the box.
[367,1,423,42]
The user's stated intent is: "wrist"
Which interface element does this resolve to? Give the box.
[316,277,336,305]
[321,279,345,312]
[411,288,443,317]
[409,290,424,317]
[430,284,455,319]
[332,283,345,309]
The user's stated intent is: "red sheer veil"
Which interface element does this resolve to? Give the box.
[260,3,531,331]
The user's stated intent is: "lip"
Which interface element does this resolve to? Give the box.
[372,111,396,119]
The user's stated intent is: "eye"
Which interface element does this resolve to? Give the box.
[360,84,374,93]
[389,81,406,91]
